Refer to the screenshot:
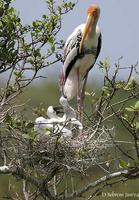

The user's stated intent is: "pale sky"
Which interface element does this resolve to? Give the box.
[12,0,139,82]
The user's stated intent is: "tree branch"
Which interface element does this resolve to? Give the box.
[61,167,139,199]
[0,165,56,200]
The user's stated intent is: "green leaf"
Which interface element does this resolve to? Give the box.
[22,130,37,141]
[48,36,54,44]
[136,122,139,129]
[0,8,4,17]
[102,86,112,97]
[42,14,48,19]
[30,130,37,140]
[14,70,22,78]
[99,57,110,69]
[124,77,137,90]
[116,80,126,89]
[127,160,136,168]
[119,159,128,168]
[125,107,135,112]
[26,122,34,129]
[134,101,139,110]
[34,49,41,57]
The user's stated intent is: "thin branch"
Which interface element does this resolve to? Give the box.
[0,165,56,200]
[62,167,139,199]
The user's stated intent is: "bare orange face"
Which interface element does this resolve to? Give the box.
[79,4,100,54]
[87,4,100,18]
[87,4,98,14]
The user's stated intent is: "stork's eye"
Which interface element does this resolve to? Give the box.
[93,11,98,17]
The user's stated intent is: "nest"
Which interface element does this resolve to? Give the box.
[0,122,114,175]
[27,125,114,173]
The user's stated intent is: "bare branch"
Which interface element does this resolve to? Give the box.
[64,167,139,199]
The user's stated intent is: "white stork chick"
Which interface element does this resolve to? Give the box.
[35,115,72,138]
[35,100,83,137]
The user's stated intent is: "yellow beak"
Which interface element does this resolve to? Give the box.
[79,14,94,54]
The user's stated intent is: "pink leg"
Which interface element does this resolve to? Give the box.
[76,69,88,127]
[80,72,88,124]
[77,68,81,120]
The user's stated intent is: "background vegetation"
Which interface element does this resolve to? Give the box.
[0,0,139,199]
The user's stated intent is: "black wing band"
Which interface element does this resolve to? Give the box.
[64,30,82,81]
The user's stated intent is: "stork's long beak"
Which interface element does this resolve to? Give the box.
[79,14,94,54]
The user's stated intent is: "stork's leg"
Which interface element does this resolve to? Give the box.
[77,68,81,120]
[80,72,89,124]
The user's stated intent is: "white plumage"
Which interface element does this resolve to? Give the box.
[35,97,83,138]
[60,4,101,101]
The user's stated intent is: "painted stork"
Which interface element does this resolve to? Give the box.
[60,4,101,119]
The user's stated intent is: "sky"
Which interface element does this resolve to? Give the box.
[12,0,139,82]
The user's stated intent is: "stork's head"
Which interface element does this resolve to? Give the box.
[87,4,100,19]
[47,106,63,118]
[79,4,100,53]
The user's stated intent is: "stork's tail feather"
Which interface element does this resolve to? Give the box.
[59,68,65,88]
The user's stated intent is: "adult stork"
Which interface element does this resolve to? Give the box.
[60,4,102,120]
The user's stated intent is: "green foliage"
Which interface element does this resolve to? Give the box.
[119,159,128,169]
[99,57,110,69]
[102,86,113,97]
[0,0,20,65]
[119,159,139,169]
[125,101,139,112]
[0,0,77,95]
[33,103,48,117]
[22,129,37,141]
[4,111,36,141]
[124,77,137,91]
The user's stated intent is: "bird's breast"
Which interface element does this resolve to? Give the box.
[74,54,96,76]
[74,35,98,76]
